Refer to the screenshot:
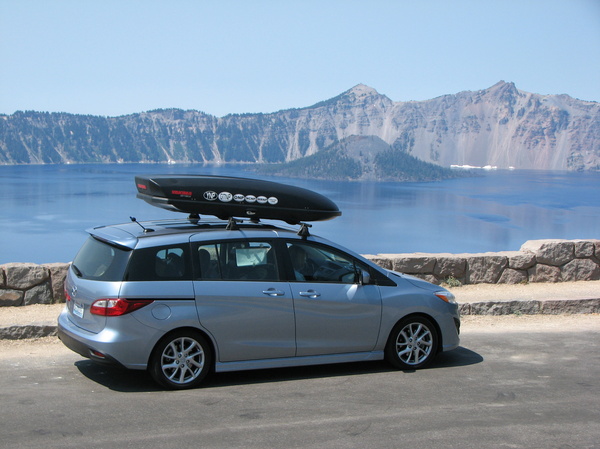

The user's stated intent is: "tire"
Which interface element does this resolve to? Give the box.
[149,330,212,390]
[385,316,439,370]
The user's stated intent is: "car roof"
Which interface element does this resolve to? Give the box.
[87,218,310,250]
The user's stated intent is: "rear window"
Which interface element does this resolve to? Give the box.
[72,237,131,281]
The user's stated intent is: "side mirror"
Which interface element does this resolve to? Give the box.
[359,269,371,285]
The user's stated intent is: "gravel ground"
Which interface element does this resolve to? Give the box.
[448,280,600,302]
[0,303,64,327]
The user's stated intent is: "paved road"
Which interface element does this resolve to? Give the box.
[1,316,599,449]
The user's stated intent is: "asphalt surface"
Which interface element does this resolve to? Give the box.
[0,315,598,449]
[1,280,599,340]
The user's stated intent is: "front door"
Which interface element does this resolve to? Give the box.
[286,242,382,356]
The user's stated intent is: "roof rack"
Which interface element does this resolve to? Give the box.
[297,223,312,238]
[187,213,312,237]
[226,217,240,231]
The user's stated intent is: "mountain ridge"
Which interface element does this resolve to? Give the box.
[1,81,598,171]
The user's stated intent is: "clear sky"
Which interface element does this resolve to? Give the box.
[1,0,599,117]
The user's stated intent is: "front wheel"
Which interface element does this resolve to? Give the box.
[385,316,439,369]
[149,330,212,389]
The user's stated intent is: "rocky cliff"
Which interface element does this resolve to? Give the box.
[1,81,598,171]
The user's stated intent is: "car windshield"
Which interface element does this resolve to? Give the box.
[72,237,131,281]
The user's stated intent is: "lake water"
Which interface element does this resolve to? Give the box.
[1,164,599,264]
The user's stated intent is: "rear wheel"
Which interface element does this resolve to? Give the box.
[149,330,212,389]
[385,316,438,369]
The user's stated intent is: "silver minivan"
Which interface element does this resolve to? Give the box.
[58,176,460,389]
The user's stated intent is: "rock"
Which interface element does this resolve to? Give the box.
[540,299,600,314]
[0,289,24,307]
[528,264,561,283]
[391,254,437,274]
[466,255,508,284]
[365,255,393,270]
[469,300,540,315]
[433,255,467,279]
[561,259,600,282]
[502,251,536,270]
[43,263,70,303]
[3,263,49,290]
[498,268,528,285]
[0,324,57,340]
[23,281,54,305]
[458,303,471,315]
[521,240,574,266]
[574,240,596,258]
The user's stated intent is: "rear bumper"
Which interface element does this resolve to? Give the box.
[58,326,125,367]
[57,309,153,370]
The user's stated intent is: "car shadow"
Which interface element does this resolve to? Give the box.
[432,345,484,368]
[75,360,161,393]
[74,346,483,392]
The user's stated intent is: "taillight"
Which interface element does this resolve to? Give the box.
[90,298,154,316]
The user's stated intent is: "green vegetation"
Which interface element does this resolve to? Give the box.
[374,148,468,181]
[258,137,473,182]
[258,148,363,180]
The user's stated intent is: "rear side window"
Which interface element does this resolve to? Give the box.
[124,244,192,281]
[195,241,278,281]
[72,237,131,281]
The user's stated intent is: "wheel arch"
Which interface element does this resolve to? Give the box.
[387,312,443,354]
[148,326,217,370]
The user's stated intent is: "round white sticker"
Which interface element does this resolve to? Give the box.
[257,196,268,204]
[219,192,233,202]
[245,195,257,203]
[268,197,278,205]
[234,194,245,202]
[204,191,218,201]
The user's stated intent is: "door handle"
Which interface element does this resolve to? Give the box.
[299,289,321,299]
[262,288,285,297]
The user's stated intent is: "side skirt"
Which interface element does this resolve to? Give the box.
[214,351,385,373]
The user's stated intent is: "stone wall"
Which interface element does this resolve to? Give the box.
[366,239,600,286]
[1,239,598,307]
[0,263,69,306]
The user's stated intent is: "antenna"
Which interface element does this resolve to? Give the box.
[130,217,154,233]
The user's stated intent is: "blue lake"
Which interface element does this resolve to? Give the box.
[0,163,599,264]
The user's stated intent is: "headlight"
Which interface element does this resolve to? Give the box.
[435,290,456,304]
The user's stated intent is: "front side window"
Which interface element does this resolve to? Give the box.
[286,242,363,284]
[195,241,278,281]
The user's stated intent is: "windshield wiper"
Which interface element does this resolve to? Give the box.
[71,264,82,277]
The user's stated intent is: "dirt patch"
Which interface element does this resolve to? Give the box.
[460,313,600,333]
[0,304,64,326]
[450,280,600,303]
